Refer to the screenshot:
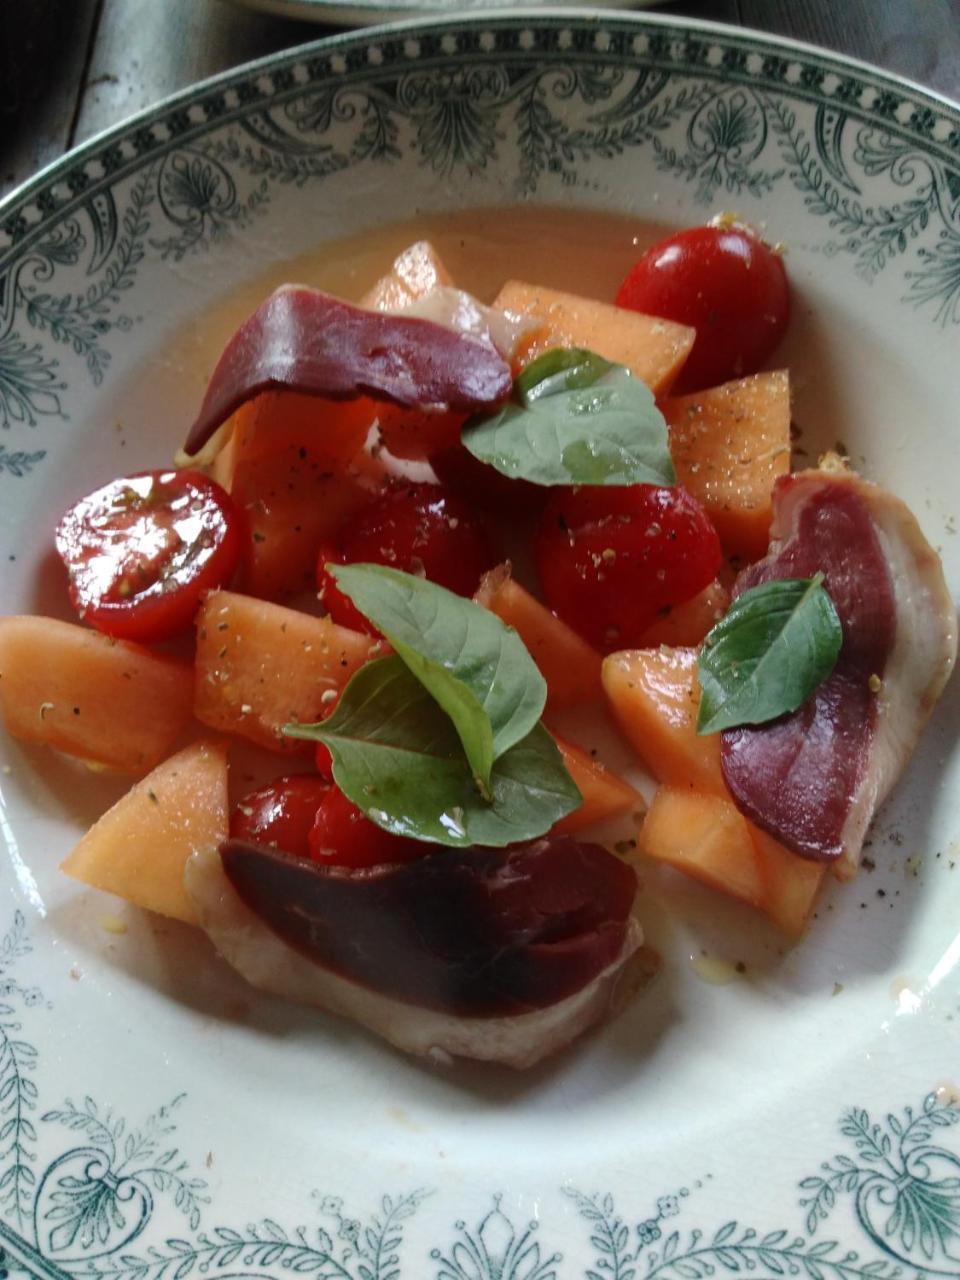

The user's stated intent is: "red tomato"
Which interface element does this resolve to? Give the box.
[615,223,789,393]
[56,470,241,642]
[535,485,722,650]
[308,785,428,868]
[230,774,331,861]
[317,482,497,634]
[430,442,548,516]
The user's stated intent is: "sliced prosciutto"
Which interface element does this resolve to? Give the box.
[182,286,512,458]
[720,465,956,876]
[185,837,642,1067]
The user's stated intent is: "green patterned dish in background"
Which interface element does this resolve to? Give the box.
[0,12,959,1280]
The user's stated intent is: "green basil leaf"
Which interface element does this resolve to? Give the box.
[286,656,580,847]
[515,347,614,404]
[330,563,547,793]
[461,351,676,488]
[696,574,843,735]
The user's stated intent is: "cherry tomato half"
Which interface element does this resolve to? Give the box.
[616,223,789,393]
[308,785,428,869]
[535,485,722,650]
[317,482,497,634]
[56,470,241,643]
[230,774,331,861]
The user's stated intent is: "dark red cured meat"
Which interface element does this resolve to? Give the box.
[182,286,512,457]
[220,835,636,1016]
[720,478,896,861]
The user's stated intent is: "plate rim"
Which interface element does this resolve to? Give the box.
[2,4,958,244]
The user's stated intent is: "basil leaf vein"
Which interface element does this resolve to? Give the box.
[696,574,843,735]
[330,563,547,792]
[462,347,676,488]
[287,656,580,847]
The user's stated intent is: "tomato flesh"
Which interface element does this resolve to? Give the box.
[230,775,331,861]
[309,785,428,868]
[616,224,789,393]
[56,470,241,642]
[317,482,497,634]
[535,485,722,650]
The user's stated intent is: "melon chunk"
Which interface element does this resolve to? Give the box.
[638,580,730,648]
[194,591,381,753]
[751,827,825,938]
[493,280,695,396]
[475,565,602,709]
[602,646,724,794]
[361,241,453,312]
[61,740,228,925]
[0,617,192,773]
[212,393,384,600]
[639,785,765,908]
[663,371,791,562]
[552,735,642,835]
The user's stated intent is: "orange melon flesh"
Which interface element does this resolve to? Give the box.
[608,645,825,933]
[639,785,765,908]
[493,280,695,396]
[361,240,453,311]
[0,617,192,774]
[212,394,385,600]
[602,646,725,794]
[194,591,381,753]
[475,566,603,709]
[751,826,825,938]
[552,735,642,835]
[61,740,228,926]
[663,370,791,562]
[638,580,730,648]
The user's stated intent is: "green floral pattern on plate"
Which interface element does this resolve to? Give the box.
[0,15,958,456]
[1,911,958,1280]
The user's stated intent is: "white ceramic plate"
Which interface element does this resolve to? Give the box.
[2,11,960,1279]
[224,0,654,28]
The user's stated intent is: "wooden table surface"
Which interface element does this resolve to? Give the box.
[2,0,959,202]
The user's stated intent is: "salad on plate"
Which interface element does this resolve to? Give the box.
[0,219,954,1068]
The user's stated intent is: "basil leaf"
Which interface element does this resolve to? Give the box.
[462,350,676,488]
[697,574,843,735]
[330,563,546,793]
[286,656,580,847]
[515,347,614,403]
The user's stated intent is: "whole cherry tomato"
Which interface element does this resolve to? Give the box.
[615,223,789,393]
[56,470,241,642]
[535,485,722,650]
[308,785,427,868]
[317,482,497,634]
[230,774,331,861]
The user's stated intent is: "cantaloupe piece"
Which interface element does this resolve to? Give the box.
[0,617,192,773]
[194,591,381,753]
[61,740,228,925]
[602,646,724,794]
[493,280,695,396]
[475,565,602,709]
[663,371,791,562]
[361,240,453,311]
[639,785,765,908]
[750,826,825,938]
[638,580,730,648]
[212,393,384,600]
[552,735,642,835]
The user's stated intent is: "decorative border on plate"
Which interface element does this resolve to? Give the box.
[2,912,959,1280]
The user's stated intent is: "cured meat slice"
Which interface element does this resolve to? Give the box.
[720,465,956,876]
[182,286,512,457]
[185,839,642,1067]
